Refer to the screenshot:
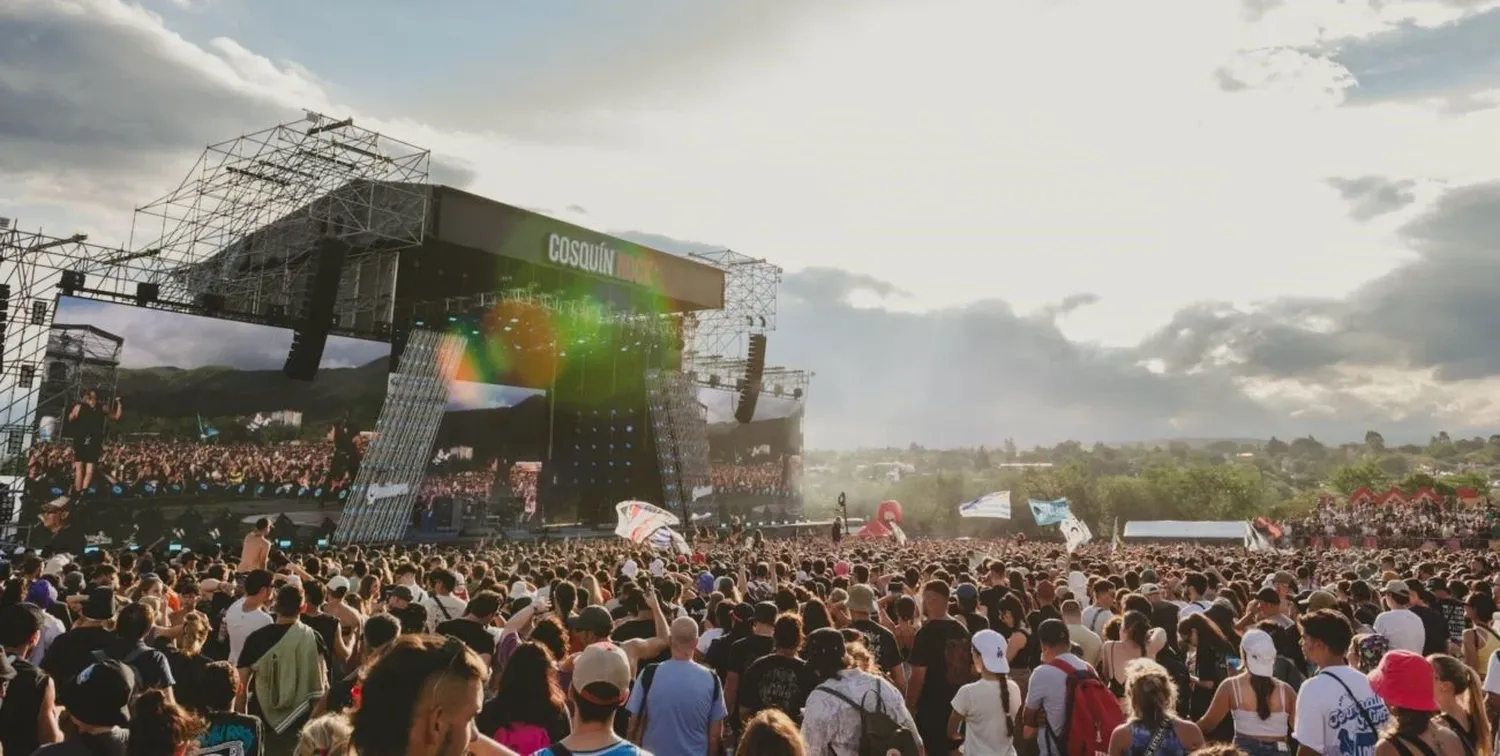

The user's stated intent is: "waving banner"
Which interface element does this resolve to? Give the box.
[615,500,681,543]
[648,526,692,556]
[1060,513,1093,553]
[959,491,1012,519]
[1028,498,1072,526]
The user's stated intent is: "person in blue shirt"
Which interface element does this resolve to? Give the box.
[625,617,727,755]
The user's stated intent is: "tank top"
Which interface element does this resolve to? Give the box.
[1127,720,1188,756]
[1474,628,1500,682]
[1230,677,1291,739]
[1440,713,1478,756]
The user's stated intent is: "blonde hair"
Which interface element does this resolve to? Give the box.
[297,713,353,756]
[1124,658,1177,726]
[175,611,210,657]
[1430,654,1490,756]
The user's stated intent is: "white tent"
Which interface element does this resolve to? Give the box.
[1122,520,1249,542]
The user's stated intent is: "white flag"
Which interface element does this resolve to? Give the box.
[1061,514,1093,553]
[959,491,1012,519]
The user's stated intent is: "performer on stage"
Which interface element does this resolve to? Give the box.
[67,390,121,495]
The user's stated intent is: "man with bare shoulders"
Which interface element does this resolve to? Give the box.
[238,518,271,576]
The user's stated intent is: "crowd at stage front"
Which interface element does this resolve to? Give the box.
[9,520,1500,756]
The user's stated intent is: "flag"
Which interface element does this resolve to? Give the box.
[648,526,691,556]
[614,500,681,543]
[1061,514,1093,553]
[197,414,218,442]
[959,491,1012,519]
[1028,498,1071,526]
[1245,521,1275,552]
[1112,517,1123,556]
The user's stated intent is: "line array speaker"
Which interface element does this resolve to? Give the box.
[283,238,348,381]
[734,333,767,424]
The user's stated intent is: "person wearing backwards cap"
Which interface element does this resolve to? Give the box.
[1373,580,1426,653]
[949,629,1022,756]
[1193,629,1299,756]
[535,642,649,756]
[33,659,135,756]
[1366,650,1464,756]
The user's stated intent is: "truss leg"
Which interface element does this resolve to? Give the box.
[333,329,460,543]
[646,369,711,522]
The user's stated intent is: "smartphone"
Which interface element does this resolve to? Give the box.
[84,545,100,554]
[277,539,292,549]
[316,538,329,548]
[168,543,183,553]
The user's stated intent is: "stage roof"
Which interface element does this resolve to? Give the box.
[1123,520,1248,541]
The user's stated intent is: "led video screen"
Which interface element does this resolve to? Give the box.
[417,380,546,532]
[25,297,389,510]
[696,387,804,520]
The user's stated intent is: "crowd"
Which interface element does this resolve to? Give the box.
[1285,498,1500,545]
[26,439,362,501]
[8,526,1500,756]
[710,459,792,497]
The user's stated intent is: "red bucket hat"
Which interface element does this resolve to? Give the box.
[1368,649,1438,712]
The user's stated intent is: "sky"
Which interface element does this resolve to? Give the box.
[7,0,1500,448]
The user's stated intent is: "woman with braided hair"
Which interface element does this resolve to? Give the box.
[949,629,1022,756]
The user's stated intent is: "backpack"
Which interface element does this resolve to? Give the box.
[629,661,722,743]
[816,680,919,756]
[1045,658,1125,756]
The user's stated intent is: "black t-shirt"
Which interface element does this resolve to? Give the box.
[909,617,973,721]
[1412,605,1450,656]
[978,586,1010,626]
[738,653,817,719]
[959,611,990,633]
[849,618,903,673]
[436,618,498,658]
[41,625,118,683]
[1,658,49,756]
[302,612,343,672]
[727,635,775,679]
[390,604,426,634]
[237,622,329,670]
[72,403,106,440]
[43,525,87,558]
[158,646,212,713]
[34,729,129,756]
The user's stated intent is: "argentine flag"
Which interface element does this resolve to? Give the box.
[959,491,1012,519]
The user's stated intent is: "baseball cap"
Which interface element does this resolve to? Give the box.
[847,584,878,615]
[567,605,614,636]
[971,629,1011,675]
[955,583,979,602]
[1241,629,1277,677]
[572,642,631,704]
[732,603,755,622]
[1299,590,1338,613]
[61,659,136,727]
[388,585,416,603]
[622,559,639,579]
[1382,580,1410,598]
[326,575,351,595]
[1139,583,1161,598]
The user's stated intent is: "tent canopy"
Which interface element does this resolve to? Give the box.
[1123,520,1247,541]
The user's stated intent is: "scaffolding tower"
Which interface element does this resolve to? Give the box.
[129,111,431,336]
[684,249,781,367]
[645,369,712,517]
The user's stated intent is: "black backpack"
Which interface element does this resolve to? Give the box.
[814,680,919,756]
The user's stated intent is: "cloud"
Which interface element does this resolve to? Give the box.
[1330,6,1500,105]
[1326,176,1419,220]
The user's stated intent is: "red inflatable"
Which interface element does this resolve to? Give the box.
[854,500,904,539]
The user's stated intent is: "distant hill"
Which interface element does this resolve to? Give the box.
[115,358,392,429]
[434,396,550,460]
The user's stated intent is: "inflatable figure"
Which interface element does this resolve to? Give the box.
[854,500,907,543]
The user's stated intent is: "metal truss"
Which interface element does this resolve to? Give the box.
[683,356,812,401]
[645,369,711,517]
[129,111,430,336]
[685,249,780,363]
[334,328,462,544]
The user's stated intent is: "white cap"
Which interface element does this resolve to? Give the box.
[1242,629,1277,677]
[511,580,534,600]
[649,559,665,577]
[971,629,1011,675]
[42,555,69,576]
[622,559,639,578]
[326,575,351,594]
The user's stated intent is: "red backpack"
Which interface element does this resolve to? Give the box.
[1045,658,1125,756]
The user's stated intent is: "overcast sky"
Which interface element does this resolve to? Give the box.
[8,0,1500,448]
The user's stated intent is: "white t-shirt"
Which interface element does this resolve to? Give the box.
[1292,666,1390,756]
[1372,608,1425,652]
[224,598,274,666]
[1178,599,1211,619]
[1081,605,1114,636]
[422,594,468,632]
[952,677,1022,756]
[1482,652,1500,696]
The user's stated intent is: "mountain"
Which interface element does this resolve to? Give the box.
[434,395,551,459]
[114,358,392,428]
